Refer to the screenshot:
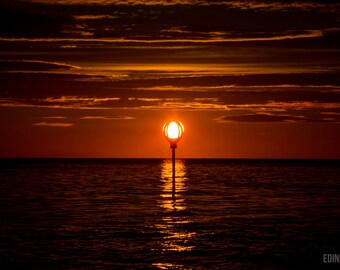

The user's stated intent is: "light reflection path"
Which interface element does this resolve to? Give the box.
[160,159,187,211]
[153,160,195,269]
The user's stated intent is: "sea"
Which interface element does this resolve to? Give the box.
[0,159,339,269]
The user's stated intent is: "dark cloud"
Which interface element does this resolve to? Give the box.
[0,60,78,71]
[1,71,340,98]
[40,116,68,119]
[14,0,340,9]
[215,113,338,123]
[0,0,339,46]
[80,116,135,120]
[0,0,339,122]
[1,70,340,113]
[0,1,75,38]
[126,73,340,88]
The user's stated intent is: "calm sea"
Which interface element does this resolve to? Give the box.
[0,159,339,269]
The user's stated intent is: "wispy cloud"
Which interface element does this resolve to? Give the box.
[128,98,163,102]
[227,102,340,114]
[74,15,116,20]
[320,112,340,116]
[80,116,135,120]
[2,0,338,50]
[0,29,324,43]
[42,96,120,105]
[140,101,229,110]
[214,113,337,123]
[0,60,79,71]
[40,116,69,119]
[226,1,340,12]
[33,122,74,127]
[62,30,95,37]
[23,1,340,12]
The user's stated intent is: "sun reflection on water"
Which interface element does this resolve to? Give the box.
[160,159,187,211]
[153,160,196,269]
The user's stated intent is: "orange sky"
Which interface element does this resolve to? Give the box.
[0,0,339,158]
[1,107,339,158]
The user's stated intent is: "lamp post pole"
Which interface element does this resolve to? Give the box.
[171,143,176,198]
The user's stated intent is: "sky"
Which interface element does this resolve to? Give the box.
[0,0,339,158]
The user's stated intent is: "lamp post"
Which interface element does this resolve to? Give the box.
[163,120,184,198]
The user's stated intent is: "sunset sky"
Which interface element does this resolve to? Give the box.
[0,0,339,158]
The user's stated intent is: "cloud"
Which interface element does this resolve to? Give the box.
[1,69,339,113]
[74,15,116,20]
[226,1,340,12]
[160,26,323,42]
[31,96,230,110]
[214,113,337,123]
[80,116,135,120]
[128,98,163,102]
[0,29,324,43]
[140,101,229,110]
[1,0,338,48]
[59,45,78,48]
[40,116,68,119]
[27,97,122,109]
[62,30,94,37]
[320,112,340,115]
[33,122,74,127]
[0,60,79,71]
[43,96,120,103]
[260,101,340,110]
[20,1,340,12]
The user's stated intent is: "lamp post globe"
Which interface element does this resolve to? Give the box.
[163,120,184,148]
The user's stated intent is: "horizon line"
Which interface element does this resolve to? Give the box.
[1,157,339,160]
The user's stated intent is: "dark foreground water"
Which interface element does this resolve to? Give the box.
[0,159,339,269]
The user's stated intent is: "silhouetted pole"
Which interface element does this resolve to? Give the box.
[171,143,176,198]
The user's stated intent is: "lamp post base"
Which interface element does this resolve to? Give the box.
[170,142,177,149]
